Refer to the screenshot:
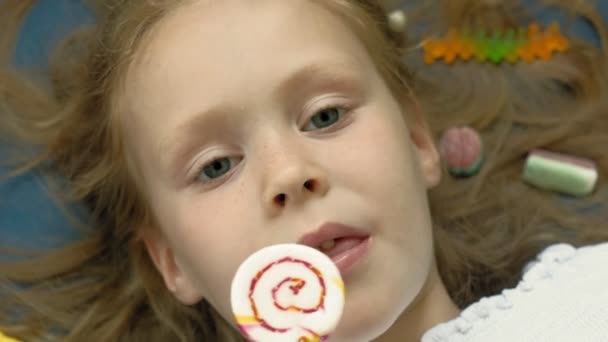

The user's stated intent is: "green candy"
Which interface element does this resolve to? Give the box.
[474,30,488,61]
[523,152,598,197]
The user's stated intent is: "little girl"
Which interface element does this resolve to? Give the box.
[1,0,607,341]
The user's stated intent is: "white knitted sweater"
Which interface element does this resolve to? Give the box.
[422,243,608,342]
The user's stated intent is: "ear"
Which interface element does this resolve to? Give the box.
[143,231,203,305]
[409,112,441,189]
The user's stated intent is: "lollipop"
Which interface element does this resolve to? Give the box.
[231,244,345,342]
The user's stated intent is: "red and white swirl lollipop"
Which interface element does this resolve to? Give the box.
[231,244,345,342]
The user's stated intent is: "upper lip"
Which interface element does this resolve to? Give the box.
[298,222,369,249]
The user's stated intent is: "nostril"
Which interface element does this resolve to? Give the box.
[274,193,287,206]
[303,179,315,191]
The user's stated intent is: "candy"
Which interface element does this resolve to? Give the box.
[523,149,598,197]
[0,332,21,342]
[387,10,408,33]
[422,22,570,65]
[439,126,484,177]
[231,244,345,342]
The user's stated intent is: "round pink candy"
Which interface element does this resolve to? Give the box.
[439,126,483,169]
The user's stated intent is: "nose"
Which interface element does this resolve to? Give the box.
[262,151,329,217]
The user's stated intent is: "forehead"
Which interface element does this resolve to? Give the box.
[121,0,376,167]
[123,0,370,109]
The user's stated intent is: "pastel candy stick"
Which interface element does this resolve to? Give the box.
[523,149,598,197]
[231,244,345,342]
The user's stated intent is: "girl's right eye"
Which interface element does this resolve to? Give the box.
[195,156,242,183]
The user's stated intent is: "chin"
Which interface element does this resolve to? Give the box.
[331,302,403,342]
[332,271,425,342]
[332,321,393,342]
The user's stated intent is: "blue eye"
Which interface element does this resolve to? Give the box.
[197,157,239,182]
[303,107,346,131]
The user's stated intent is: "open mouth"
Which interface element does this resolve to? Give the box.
[318,236,370,275]
[318,237,366,257]
[299,222,371,276]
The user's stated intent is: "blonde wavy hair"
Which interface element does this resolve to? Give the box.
[1,0,607,341]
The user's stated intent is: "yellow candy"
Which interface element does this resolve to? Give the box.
[0,332,21,342]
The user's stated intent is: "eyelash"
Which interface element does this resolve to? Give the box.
[191,102,353,186]
[301,103,351,132]
[191,155,241,187]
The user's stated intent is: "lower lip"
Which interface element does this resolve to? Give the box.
[330,237,370,277]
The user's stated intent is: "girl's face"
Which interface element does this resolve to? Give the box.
[122,0,440,340]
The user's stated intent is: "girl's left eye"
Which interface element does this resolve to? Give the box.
[302,107,347,131]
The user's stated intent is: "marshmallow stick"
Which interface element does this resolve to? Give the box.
[231,244,345,342]
[523,149,598,197]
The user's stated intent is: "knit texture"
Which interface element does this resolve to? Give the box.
[423,243,608,342]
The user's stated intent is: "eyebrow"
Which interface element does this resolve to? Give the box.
[160,60,364,178]
[159,106,234,180]
[277,61,364,101]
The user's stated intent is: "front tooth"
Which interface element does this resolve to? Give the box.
[320,239,336,251]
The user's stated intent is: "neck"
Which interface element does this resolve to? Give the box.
[374,263,460,342]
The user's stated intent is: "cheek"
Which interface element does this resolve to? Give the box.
[156,191,260,315]
[328,108,436,339]
[340,106,434,256]
[341,108,422,206]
